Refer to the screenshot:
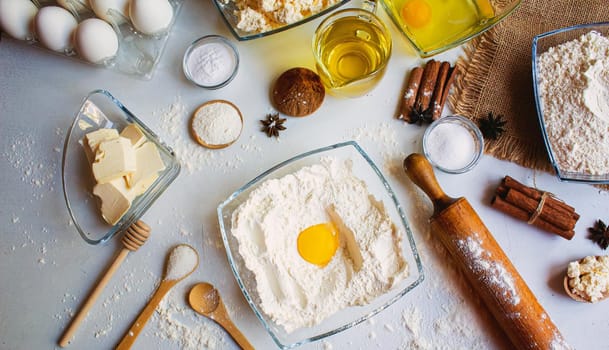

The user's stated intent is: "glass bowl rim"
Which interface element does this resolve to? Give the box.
[182,34,240,89]
[531,21,609,184]
[61,89,180,245]
[216,140,425,348]
[422,115,484,174]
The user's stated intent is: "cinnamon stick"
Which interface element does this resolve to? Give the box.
[435,65,458,120]
[491,196,575,240]
[430,61,450,120]
[398,67,423,122]
[504,188,577,231]
[415,59,440,113]
[503,176,579,220]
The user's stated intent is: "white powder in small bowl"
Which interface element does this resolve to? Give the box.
[164,245,199,281]
[190,100,242,148]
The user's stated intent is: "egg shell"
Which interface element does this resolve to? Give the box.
[34,6,78,52]
[129,0,173,35]
[57,0,90,14]
[0,0,38,40]
[74,18,119,64]
[89,0,129,24]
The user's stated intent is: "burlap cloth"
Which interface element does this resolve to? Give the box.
[449,0,609,173]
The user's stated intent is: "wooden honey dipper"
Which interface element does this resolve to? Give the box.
[403,154,570,350]
[58,220,151,347]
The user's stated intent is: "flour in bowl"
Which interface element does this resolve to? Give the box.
[230,157,408,332]
[537,31,609,175]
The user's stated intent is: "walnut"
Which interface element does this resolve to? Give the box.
[272,67,325,117]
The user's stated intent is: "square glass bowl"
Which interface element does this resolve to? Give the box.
[217,141,424,348]
[212,0,351,40]
[532,22,609,183]
[379,0,521,57]
[62,90,180,245]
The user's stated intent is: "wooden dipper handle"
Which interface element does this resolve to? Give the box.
[403,154,569,350]
[58,221,151,347]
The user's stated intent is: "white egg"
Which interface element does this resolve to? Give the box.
[34,6,77,52]
[129,0,173,35]
[57,0,90,14]
[74,18,119,63]
[89,0,129,24]
[0,0,38,40]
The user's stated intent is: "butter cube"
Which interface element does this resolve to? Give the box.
[120,124,147,148]
[93,177,134,225]
[126,141,165,189]
[92,137,137,184]
[83,128,119,162]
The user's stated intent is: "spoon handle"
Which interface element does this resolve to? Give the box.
[58,248,130,347]
[115,280,175,350]
[213,302,254,350]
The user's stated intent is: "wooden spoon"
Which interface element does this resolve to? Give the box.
[116,244,199,350]
[58,220,151,347]
[188,282,254,350]
[563,256,609,303]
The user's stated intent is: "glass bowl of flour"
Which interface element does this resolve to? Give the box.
[217,141,424,348]
[532,22,609,183]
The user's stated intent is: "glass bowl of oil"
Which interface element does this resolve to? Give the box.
[379,0,521,57]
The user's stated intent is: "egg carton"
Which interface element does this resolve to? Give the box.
[0,0,184,80]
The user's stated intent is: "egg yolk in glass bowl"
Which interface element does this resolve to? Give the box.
[297,223,339,267]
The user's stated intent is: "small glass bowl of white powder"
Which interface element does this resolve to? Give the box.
[422,115,484,174]
[183,35,239,89]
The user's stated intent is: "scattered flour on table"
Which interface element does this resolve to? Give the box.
[537,31,609,174]
[231,157,408,332]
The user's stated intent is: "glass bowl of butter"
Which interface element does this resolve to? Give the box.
[62,90,180,245]
[217,141,424,349]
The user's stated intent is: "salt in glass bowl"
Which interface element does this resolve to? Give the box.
[379,0,521,57]
[422,115,484,174]
[532,22,609,184]
[62,90,180,245]
[217,141,424,349]
[183,35,240,89]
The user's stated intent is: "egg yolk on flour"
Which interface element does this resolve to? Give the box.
[401,0,432,28]
[297,223,339,267]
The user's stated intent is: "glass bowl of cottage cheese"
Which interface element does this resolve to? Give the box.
[217,141,424,348]
[532,22,609,183]
[212,0,351,40]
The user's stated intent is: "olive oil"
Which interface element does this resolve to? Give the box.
[313,13,392,97]
[393,0,495,53]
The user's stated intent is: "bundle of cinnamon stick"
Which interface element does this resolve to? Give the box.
[491,176,580,240]
[398,59,458,123]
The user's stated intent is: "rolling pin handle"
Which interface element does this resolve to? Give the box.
[403,153,457,215]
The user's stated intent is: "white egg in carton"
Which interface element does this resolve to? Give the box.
[0,0,184,79]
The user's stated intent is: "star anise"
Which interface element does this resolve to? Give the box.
[408,105,433,125]
[478,112,507,140]
[588,219,609,250]
[260,113,286,138]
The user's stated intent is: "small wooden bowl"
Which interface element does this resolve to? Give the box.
[190,99,243,149]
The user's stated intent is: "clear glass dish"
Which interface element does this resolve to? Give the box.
[532,22,609,184]
[3,0,184,80]
[212,0,351,41]
[62,90,180,245]
[379,0,521,57]
[422,115,484,174]
[217,141,424,349]
[182,35,240,89]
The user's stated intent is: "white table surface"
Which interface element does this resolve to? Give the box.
[1,1,608,349]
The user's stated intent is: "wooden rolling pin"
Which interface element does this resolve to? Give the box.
[403,154,570,350]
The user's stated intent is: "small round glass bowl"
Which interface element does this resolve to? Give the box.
[182,35,239,89]
[422,115,484,174]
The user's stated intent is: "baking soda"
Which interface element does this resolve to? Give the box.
[186,42,236,87]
